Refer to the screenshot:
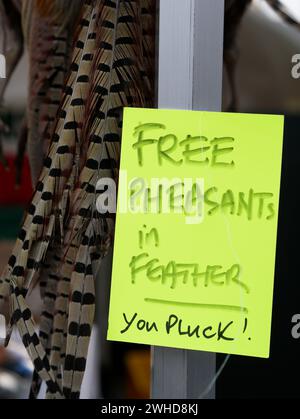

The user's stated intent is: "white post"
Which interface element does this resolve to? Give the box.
[151,0,225,399]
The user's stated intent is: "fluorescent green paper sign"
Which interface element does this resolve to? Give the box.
[107,108,284,358]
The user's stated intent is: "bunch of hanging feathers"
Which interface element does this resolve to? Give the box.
[0,0,156,399]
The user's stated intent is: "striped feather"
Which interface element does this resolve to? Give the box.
[10,279,62,397]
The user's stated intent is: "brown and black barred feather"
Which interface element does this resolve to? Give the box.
[31,1,98,398]
[23,0,82,185]
[60,0,155,398]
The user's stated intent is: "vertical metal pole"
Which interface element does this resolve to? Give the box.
[151,0,225,399]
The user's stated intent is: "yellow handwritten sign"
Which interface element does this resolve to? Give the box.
[107,108,284,358]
